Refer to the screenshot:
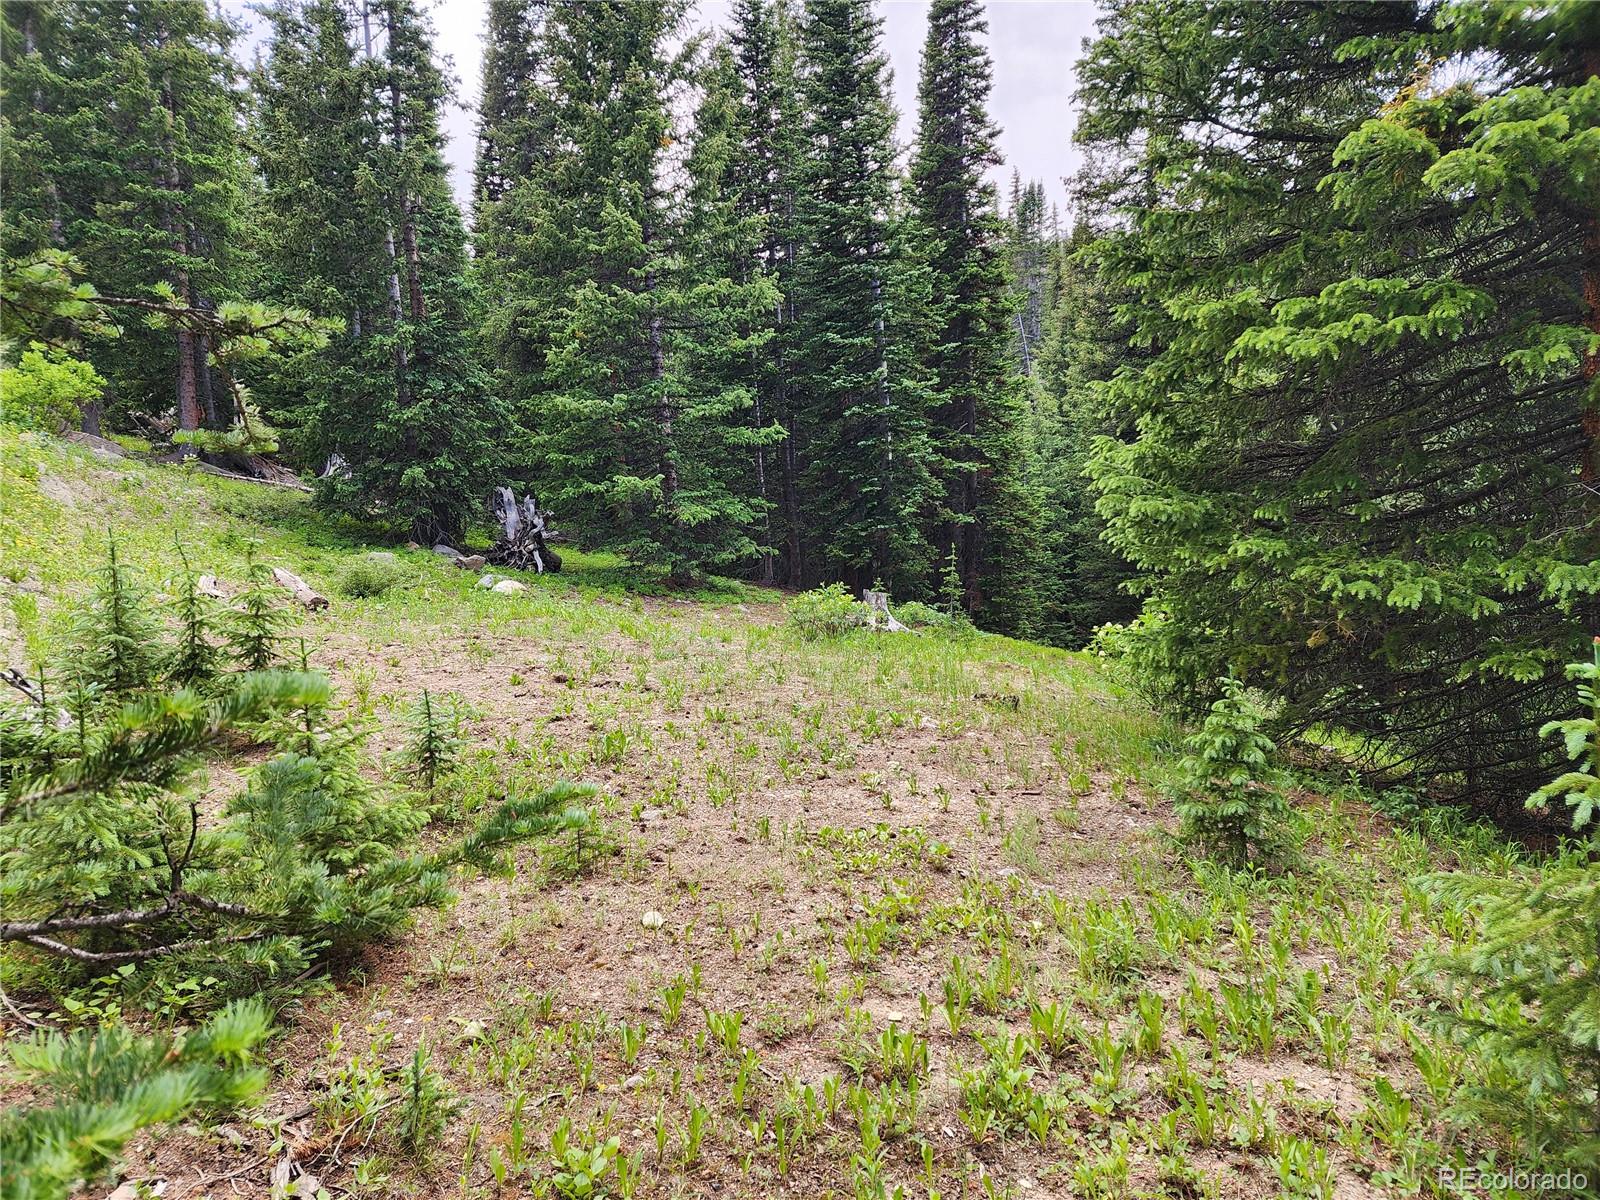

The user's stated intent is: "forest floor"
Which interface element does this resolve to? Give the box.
[1,430,1528,1200]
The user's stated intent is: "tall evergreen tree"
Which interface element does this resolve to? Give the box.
[1,0,250,435]
[910,0,1042,635]
[253,0,505,543]
[1028,225,1136,644]
[472,0,549,221]
[1077,0,1600,804]
[1004,172,1051,379]
[484,0,780,582]
[725,0,804,584]
[789,0,936,596]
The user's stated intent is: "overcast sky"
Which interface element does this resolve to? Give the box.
[237,0,1101,217]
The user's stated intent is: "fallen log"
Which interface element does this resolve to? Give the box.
[270,567,329,610]
[189,461,313,492]
[488,486,562,573]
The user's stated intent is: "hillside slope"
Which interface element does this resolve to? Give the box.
[0,431,1538,1198]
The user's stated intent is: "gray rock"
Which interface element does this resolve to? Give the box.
[366,551,397,563]
[476,574,502,589]
[433,543,461,558]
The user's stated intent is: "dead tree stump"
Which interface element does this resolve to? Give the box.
[864,589,910,632]
[488,487,562,574]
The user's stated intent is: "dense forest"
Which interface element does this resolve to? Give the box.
[3,0,1600,1196]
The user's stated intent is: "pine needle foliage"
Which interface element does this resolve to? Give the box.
[1171,677,1292,869]
[1423,642,1600,1166]
[165,552,226,690]
[225,551,289,674]
[64,541,163,702]
[0,998,272,1200]
[397,688,465,794]
[1,549,593,1003]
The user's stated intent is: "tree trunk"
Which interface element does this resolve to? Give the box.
[401,198,426,321]
[194,330,218,428]
[782,412,802,587]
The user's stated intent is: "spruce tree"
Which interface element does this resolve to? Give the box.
[1004,173,1051,379]
[472,0,550,220]
[252,0,507,543]
[790,0,936,596]
[1077,1,1600,802]
[1,1,250,436]
[1029,226,1136,645]
[909,0,1042,635]
[485,0,780,582]
[726,0,805,584]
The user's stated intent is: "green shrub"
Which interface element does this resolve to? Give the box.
[895,600,974,637]
[0,346,102,433]
[337,556,406,599]
[1423,641,1600,1166]
[786,583,868,640]
[396,688,465,794]
[1170,677,1292,868]
[0,546,593,1008]
[0,998,272,1200]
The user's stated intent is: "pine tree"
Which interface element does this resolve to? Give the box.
[486,0,781,582]
[909,0,1042,635]
[1004,173,1051,378]
[472,0,550,220]
[1,1,251,436]
[789,0,936,595]
[1171,677,1292,868]
[1,547,594,999]
[65,541,164,702]
[726,0,805,584]
[253,0,506,543]
[1424,641,1600,1165]
[397,688,464,794]
[1077,0,1600,802]
[166,551,226,689]
[1029,226,1135,645]
[227,551,290,673]
[1,999,273,1200]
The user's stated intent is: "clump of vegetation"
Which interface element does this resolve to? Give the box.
[894,599,974,637]
[226,549,291,671]
[786,584,868,640]
[1170,677,1292,868]
[337,555,406,599]
[397,688,466,794]
[0,546,592,1002]
[0,346,103,433]
[0,998,272,1199]
[1424,642,1600,1166]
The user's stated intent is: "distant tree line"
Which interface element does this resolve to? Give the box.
[1,0,1125,643]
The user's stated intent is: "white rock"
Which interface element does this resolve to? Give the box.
[492,579,527,594]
